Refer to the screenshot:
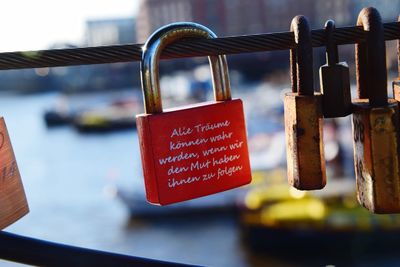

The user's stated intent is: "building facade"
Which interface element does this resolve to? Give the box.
[85,18,136,46]
[136,0,358,42]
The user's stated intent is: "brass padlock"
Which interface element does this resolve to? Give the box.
[352,7,400,213]
[319,20,352,118]
[284,15,326,190]
[0,117,28,229]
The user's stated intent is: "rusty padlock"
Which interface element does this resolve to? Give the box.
[393,15,400,101]
[352,7,400,213]
[137,22,252,205]
[0,117,28,229]
[284,15,326,190]
[319,20,352,118]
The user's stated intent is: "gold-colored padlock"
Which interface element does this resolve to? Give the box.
[284,15,326,190]
[352,7,400,213]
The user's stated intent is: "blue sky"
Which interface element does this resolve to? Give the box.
[0,0,138,52]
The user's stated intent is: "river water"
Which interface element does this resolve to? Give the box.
[2,92,400,267]
[0,93,261,267]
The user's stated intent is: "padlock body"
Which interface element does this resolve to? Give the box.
[352,99,400,213]
[393,79,400,101]
[0,117,28,229]
[136,99,252,205]
[319,62,352,118]
[284,92,326,190]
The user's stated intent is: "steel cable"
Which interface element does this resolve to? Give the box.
[0,231,198,267]
[0,22,397,70]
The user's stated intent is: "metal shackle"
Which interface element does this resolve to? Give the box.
[356,7,387,107]
[290,15,314,95]
[141,22,231,114]
[324,20,339,65]
[398,15,400,76]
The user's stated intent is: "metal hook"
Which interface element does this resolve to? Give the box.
[324,20,339,66]
[356,7,387,107]
[290,15,314,95]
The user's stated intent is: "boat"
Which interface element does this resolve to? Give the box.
[43,95,76,127]
[44,90,143,131]
[240,171,400,255]
[117,187,246,218]
[43,94,109,127]
[44,109,72,127]
[72,95,142,133]
[73,106,137,133]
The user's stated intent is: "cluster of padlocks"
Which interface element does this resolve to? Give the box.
[136,6,400,215]
[284,8,400,214]
[1,7,400,235]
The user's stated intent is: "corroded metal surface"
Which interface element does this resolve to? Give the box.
[290,16,313,96]
[352,7,400,213]
[284,93,326,190]
[285,16,326,190]
[394,80,400,100]
[352,100,400,213]
[356,7,387,106]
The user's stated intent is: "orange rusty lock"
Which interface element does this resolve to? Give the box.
[284,16,326,190]
[352,8,400,213]
[0,117,28,229]
[136,22,252,205]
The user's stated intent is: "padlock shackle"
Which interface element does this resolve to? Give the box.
[398,15,400,76]
[141,22,231,114]
[324,20,339,66]
[356,7,388,107]
[290,15,314,95]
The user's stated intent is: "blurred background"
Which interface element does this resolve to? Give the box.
[2,0,400,266]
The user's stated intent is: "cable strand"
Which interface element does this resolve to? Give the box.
[0,22,396,70]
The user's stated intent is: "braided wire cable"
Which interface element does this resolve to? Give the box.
[0,22,398,70]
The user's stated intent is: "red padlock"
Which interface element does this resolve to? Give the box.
[137,22,252,205]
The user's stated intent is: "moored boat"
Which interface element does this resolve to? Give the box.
[117,186,246,219]
[240,172,400,254]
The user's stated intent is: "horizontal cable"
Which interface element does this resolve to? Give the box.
[0,22,398,70]
[0,231,197,267]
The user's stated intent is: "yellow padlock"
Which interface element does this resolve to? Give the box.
[284,15,326,190]
[352,7,400,213]
[0,117,28,229]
